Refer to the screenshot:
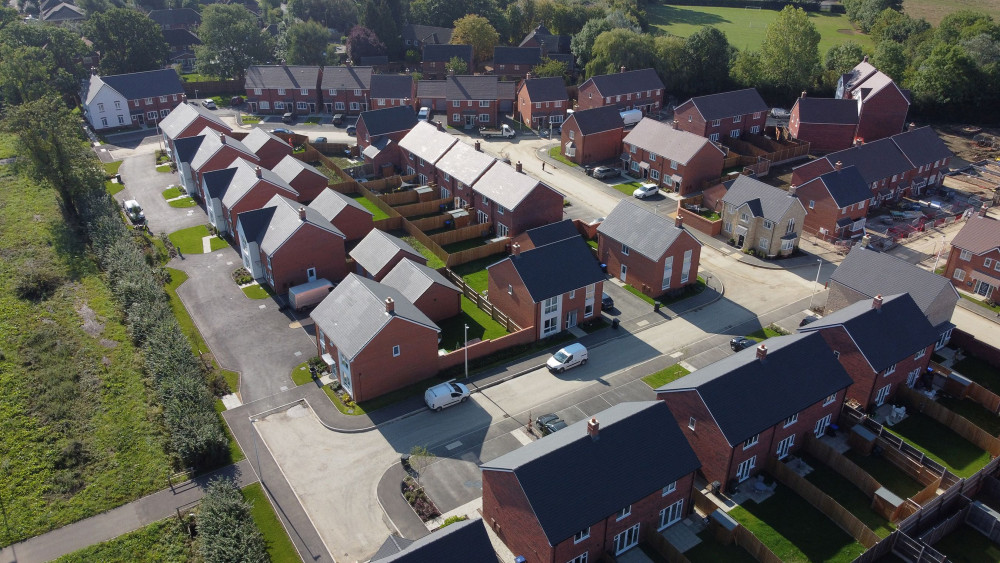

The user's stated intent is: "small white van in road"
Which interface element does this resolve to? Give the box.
[546,343,589,373]
[424,381,470,411]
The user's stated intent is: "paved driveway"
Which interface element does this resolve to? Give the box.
[171,248,316,402]
[602,279,655,322]
[116,152,205,234]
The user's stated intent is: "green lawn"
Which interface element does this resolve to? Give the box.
[241,283,274,300]
[155,164,172,173]
[290,362,315,386]
[932,522,1000,563]
[105,180,125,195]
[0,132,17,159]
[441,237,489,254]
[648,4,873,54]
[451,254,504,293]
[845,450,925,500]
[54,518,195,562]
[437,296,508,351]
[887,412,990,478]
[243,483,302,563]
[729,481,866,563]
[162,186,183,200]
[347,192,391,220]
[548,146,577,168]
[642,364,691,388]
[953,355,1000,393]
[402,235,446,269]
[902,0,1000,26]
[241,115,262,124]
[623,282,658,306]
[324,384,367,415]
[614,181,644,197]
[800,454,894,538]
[102,161,122,176]
[178,72,218,82]
[168,225,226,255]
[747,325,787,342]
[959,292,1000,313]
[936,396,1000,436]
[586,238,598,250]
[168,197,197,208]
[686,530,757,563]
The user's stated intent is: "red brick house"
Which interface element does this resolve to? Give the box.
[306,189,374,242]
[241,128,293,170]
[622,119,726,196]
[82,69,187,131]
[493,46,542,80]
[889,126,953,197]
[470,161,564,238]
[487,236,605,340]
[321,66,374,114]
[236,195,348,292]
[944,210,1000,301]
[398,121,458,184]
[187,130,259,199]
[658,332,853,489]
[271,155,328,203]
[446,75,500,129]
[415,79,447,111]
[598,200,702,298]
[672,88,768,141]
[204,158,301,247]
[798,293,939,410]
[349,229,427,281]
[576,68,663,114]
[421,44,474,80]
[795,162,871,241]
[433,139,496,207]
[789,95,859,153]
[381,259,461,323]
[560,106,624,165]
[312,274,440,402]
[515,76,569,130]
[481,401,701,563]
[244,64,321,115]
[837,58,910,144]
[369,74,416,111]
[160,103,230,163]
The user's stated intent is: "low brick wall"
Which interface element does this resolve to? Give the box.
[951,328,1000,369]
[437,328,535,371]
[677,207,722,236]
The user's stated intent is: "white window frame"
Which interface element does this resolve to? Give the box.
[914,347,926,360]
[622,243,630,256]
[711,119,721,127]
[616,505,631,521]
[960,249,972,261]
[823,393,837,406]
[354,89,362,96]
[277,88,285,96]
[709,133,719,141]
[688,417,696,431]
[260,101,270,110]
[335,102,345,110]
[885,363,897,376]
[568,554,588,563]
[662,481,676,496]
[573,528,590,544]
[954,269,965,281]
[480,100,490,108]
[650,169,660,181]
[392,345,400,357]
[783,413,798,428]
[743,434,759,450]
[985,258,994,269]
[733,114,742,122]
[452,100,461,108]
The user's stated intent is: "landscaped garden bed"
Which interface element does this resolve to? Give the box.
[641,364,691,388]
[402,476,440,522]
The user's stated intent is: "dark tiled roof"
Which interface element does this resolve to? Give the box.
[359,106,418,137]
[493,237,604,302]
[658,332,853,446]
[623,119,723,165]
[794,97,858,125]
[369,75,414,100]
[372,519,498,562]
[584,68,663,98]
[951,215,1000,255]
[417,80,446,99]
[359,55,388,66]
[481,402,700,546]
[891,126,952,167]
[402,24,453,45]
[546,52,576,71]
[446,75,498,101]
[598,200,695,261]
[100,69,185,101]
[148,8,200,27]
[163,28,200,48]
[370,535,414,561]
[812,165,871,208]
[519,77,567,103]
[41,3,84,21]
[421,44,473,63]
[684,88,768,121]
[799,293,938,372]
[568,106,623,135]
[173,134,205,164]
[498,81,516,101]
[245,65,320,91]
[823,138,914,185]
[320,66,373,90]
[523,219,579,247]
[494,46,541,66]
[519,24,571,53]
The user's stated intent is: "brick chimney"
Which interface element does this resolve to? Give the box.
[219,132,226,143]
[587,417,599,439]
[801,90,807,98]
[863,55,869,63]
[515,161,522,173]
[298,206,306,220]
[474,141,481,152]
[675,213,683,229]
[620,66,625,73]
[672,120,678,130]
[835,161,843,172]
[872,294,883,311]
[756,344,767,362]
[788,184,797,197]
[255,166,262,178]
[512,243,521,257]
[385,297,395,313]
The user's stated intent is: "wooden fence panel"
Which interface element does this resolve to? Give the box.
[372,217,403,231]
[898,386,1000,457]
[401,221,448,261]
[967,382,1000,414]
[379,190,418,205]
[691,487,718,517]
[642,525,691,563]
[430,222,493,246]
[804,435,882,498]
[734,525,783,563]
[355,182,399,218]
[394,198,452,218]
[910,476,943,506]
[446,239,509,268]
[326,180,357,193]
[410,214,451,231]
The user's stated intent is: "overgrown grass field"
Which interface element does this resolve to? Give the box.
[53,518,195,562]
[902,0,1000,25]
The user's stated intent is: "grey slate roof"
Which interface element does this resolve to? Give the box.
[241,127,290,154]
[370,75,414,100]
[244,65,320,91]
[271,155,325,186]
[684,88,768,121]
[494,46,541,66]
[160,102,229,140]
[416,80,446,99]
[830,246,958,319]
[446,75,499,101]
[569,106,624,135]
[370,535,414,561]
[794,97,858,125]
[493,237,604,302]
[402,24,453,45]
[519,24,570,53]
[349,230,424,276]
[320,66,373,90]
[473,161,559,211]
[190,129,256,171]
[951,215,1000,255]
[99,69,185,101]
[238,194,343,255]
[811,165,871,208]
[523,219,579,248]
[433,140,495,187]
[372,519,498,562]
[584,68,664,98]
[891,126,951,167]
[201,166,238,199]
[480,401,700,546]
[310,274,438,361]
[421,44,473,63]
[174,134,205,164]
[798,293,938,372]
[598,200,696,261]
[398,121,457,165]
[149,8,201,28]
[381,259,459,304]
[163,28,201,48]
[358,106,419,138]
[498,81,516,101]
[658,332,854,446]
[307,188,371,222]
[623,118,724,165]
[359,55,389,66]
[519,77,567,102]
[217,158,299,208]
[41,3,84,21]
[821,138,914,185]
[721,175,801,221]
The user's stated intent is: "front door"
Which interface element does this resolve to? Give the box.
[620,263,627,283]
[814,414,832,437]
[776,434,794,460]
[465,115,476,129]
[975,280,994,298]
[306,267,317,282]
[737,234,745,247]
[875,383,892,407]
[736,455,756,482]
[309,103,316,113]
[566,310,577,328]
[613,523,640,555]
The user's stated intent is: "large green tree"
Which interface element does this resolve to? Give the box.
[360,0,401,58]
[0,20,88,102]
[0,46,62,105]
[451,14,499,65]
[843,0,901,33]
[906,43,980,108]
[871,40,907,80]
[585,27,655,78]
[288,0,357,31]
[681,27,732,96]
[758,6,820,93]
[197,479,268,563]
[195,4,275,81]
[570,11,639,67]
[86,8,167,75]
[286,20,330,65]
[410,0,498,29]
[730,49,764,90]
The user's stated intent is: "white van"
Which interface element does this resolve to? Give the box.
[620,109,643,127]
[424,381,470,411]
[547,343,588,373]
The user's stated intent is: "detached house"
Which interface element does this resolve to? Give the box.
[421,44,474,80]
[519,24,571,55]
[470,161,564,238]
[148,8,200,30]
[321,66,374,114]
[236,195,347,292]
[560,106,624,166]
[184,129,259,198]
[799,293,938,409]
[399,121,457,184]
[488,236,604,340]
[673,88,768,141]
[837,57,910,144]
[576,68,663,114]
[244,64,321,115]
[829,246,959,349]
[203,158,301,246]
[446,75,501,129]
[381,259,461,322]
[371,519,498,562]
[271,155,328,203]
[82,69,186,130]
[433,138,496,207]
[159,103,230,160]
[350,229,427,281]
[795,162,871,240]
[720,176,806,257]
[482,401,701,563]
[369,74,416,111]
[622,119,725,196]
[516,77,568,130]
[945,210,1000,301]
[402,23,453,49]
[598,201,702,298]
[493,46,541,80]
[312,274,440,402]
[789,95,859,153]
[240,128,293,170]
[658,332,853,488]
[163,29,201,71]
[306,189,374,242]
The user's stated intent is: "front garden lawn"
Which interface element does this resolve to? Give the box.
[102,160,122,176]
[959,292,1000,314]
[642,364,691,388]
[105,180,124,195]
[936,396,1000,436]
[168,197,197,208]
[887,412,990,478]
[241,283,274,300]
[243,483,301,563]
[799,453,894,538]
[290,361,317,386]
[747,325,787,342]
[728,481,866,563]
[437,296,508,351]
[162,186,183,200]
[613,181,644,197]
[953,355,1000,393]
[347,192,391,220]
[547,146,576,168]
[844,450,924,499]
[623,283,657,305]
[303,116,321,124]
[155,164,172,173]
[241,115,261,124]
[168,225,226,255]
[933,522,1000,563]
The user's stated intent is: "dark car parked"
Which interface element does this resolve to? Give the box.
[730,336,756,352]
[535,413,567,436]
[601,292,614,309]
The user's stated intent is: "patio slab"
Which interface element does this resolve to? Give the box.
[662,517,703,553]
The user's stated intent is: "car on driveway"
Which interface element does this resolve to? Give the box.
[282,112,295,123]
[424,381,470,411]
[314,136,327,143]
[633,182,659,199]
[270,128,293,135]
[730,336,756,352]
[346,125,357,136]
[417,107,430,120]
[201,99,217,110]
[535,413,567,435]
[592,166,620,179]
[602,292,614,309]
[122,199,145,226]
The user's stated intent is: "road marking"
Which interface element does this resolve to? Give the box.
[226,261,234,266]
[511,428,533,445]
[294,351,302,357]
[669,351,683,358]
[636,320,649,327]
[280,386,288,391]
[258,304,266,309]
[445,440,463,451]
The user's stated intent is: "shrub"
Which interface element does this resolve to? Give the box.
[440,515,468,528]
[14,256,65,300]
[197,478,268,563]
[231,267,253,285]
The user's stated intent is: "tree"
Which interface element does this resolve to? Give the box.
[843,0,901,33]
[360,0,401,58]
[410,0,499,29]
[0,21,88,99]
[682,27,732,96]
[936,11,999,45]
[758,6,820,93]
[451,14,499,64]
[906,43,980,108]
[585,28,655,78]
[531,57,568,82]
[445,55,468,75]
[871,40,907,80]
[570,11,639,66]
[288,0,357,31]
[197,478,268,563]
[825,41,866,74]
[653,35,686,89]
[196,4,275,82]
[86,8,167,75]
[730,49,764,89]
[0,46,61,105]
[286,20,330,65]
[345,25,385,63]
[869,9,930,45]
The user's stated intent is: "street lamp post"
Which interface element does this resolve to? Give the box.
[464,324,469,380]
[249,417,262,484]
[932,234,946,272]
[808,259,823,310]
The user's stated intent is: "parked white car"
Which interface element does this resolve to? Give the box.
[633,183,659,199]
[424,381,470,411]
